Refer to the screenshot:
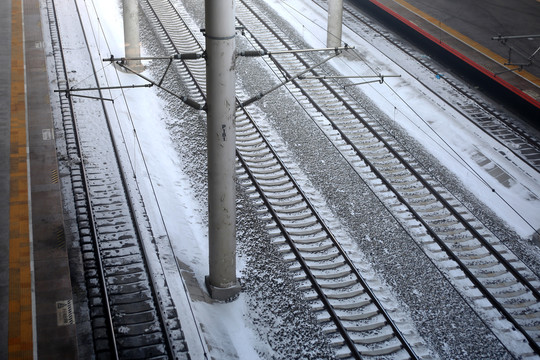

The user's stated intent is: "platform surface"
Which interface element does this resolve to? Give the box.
[396,0,540,78]
[1,0,78,358]
[367,0,540,102]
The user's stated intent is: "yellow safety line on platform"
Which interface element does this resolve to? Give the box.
[9,0,33,358]
[391,0,540,87]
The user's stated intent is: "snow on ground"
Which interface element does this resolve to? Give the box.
[262,0,540,239]
[57,0,256,358]
[55,0,540,358]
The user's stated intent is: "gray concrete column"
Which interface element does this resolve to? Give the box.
[204,0,240,301]
[123,0,143,72]
[327,0,343,48]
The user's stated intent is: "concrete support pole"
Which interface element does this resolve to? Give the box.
[327,0,343,48]
[123,0,143,72]
[204,0,240,301]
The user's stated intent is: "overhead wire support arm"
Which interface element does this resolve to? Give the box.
[240,52,341,107]
[103,53,204,63]
[491,34,540,68]
[105,53,204,88]
[54,83,154,102]
[159,58,174,87]
[61,93,114,102]
[338,74,402,86]
[238,45,354,57]
[491,34,540,41]
[115,61,205,110]
[55,84,153,92]
[302,74,401,81]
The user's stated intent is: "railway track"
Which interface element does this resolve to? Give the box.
[140,0,423,357]
[235,101,418,359]
[46,0,188,358]
[335,0,540,173]
[236,0,540,355]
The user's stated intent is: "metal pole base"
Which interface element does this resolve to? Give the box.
[205,276,241,301]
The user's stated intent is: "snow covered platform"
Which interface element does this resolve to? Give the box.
[0,0,78,358]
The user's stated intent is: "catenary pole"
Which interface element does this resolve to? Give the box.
[204,0,241,300]
[327,0,343,48]
[123,0,143,72]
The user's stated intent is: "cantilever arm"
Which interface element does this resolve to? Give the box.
[116,62,205,110]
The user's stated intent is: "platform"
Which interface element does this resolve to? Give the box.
[357,0,540,108]
[0,0,78,358]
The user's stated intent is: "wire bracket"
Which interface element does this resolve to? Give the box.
[115,62,205,110]
[338,74,402,86]
[54,83,154,102]
[492,33,540,69]
[103,53,204,63]
[238,44,354,57]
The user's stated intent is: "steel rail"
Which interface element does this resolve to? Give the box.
[242,13,540,300]
[236,100,419,359]
[73,0,179,356]
[48,0,119,357]
[239,0,540,301]
[142,0,418,356]
[54,0,180,357]
[340,1,540,172]
[142,0,207,101]
[237,0,540,353]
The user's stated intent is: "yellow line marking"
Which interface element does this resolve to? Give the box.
[9,0,33,358]
[392,0,540,87]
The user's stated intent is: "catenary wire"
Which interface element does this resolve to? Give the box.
[275,0,539,236]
